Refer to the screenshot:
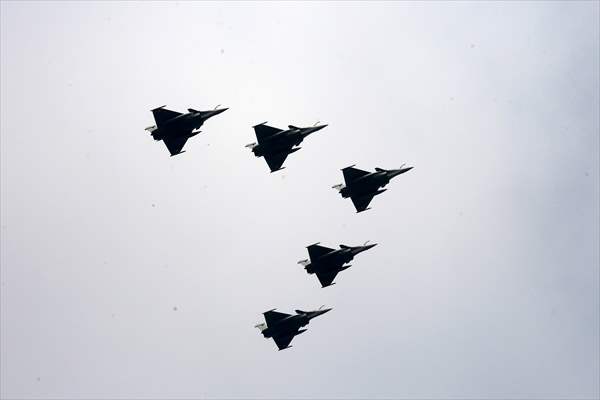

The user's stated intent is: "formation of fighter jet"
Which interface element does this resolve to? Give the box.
[245,122,327,172]
[145,105,228,156]
[333,164,414,212]
[298,241,377,287]
[143,103,414,351]
[255,307,332,350]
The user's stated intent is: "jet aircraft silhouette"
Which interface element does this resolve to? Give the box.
[246,122,327,172]
[255,307,332,350]
[298,242,377,287]
[333,164,413,212]
[145,105,228,156]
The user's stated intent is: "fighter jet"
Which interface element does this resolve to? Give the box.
[298,242,377,287]
[255,306,332,350]
[245,121,327,172]
[145,105,228,156]
[333,164,413,212]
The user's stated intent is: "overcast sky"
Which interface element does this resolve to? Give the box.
[1,1,599,399]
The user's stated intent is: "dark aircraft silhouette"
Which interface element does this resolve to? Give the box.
[298,242,377,287]
[255,306,332,350]
[145,105,228,156]
[245,121,327,172]
[333,164,413,212]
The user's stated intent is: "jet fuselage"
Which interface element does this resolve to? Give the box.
[261,314,310,338]
[261,309,331,338]
[252,125,326,157]
[152,108,228,141]
[341,167,413,198]
[304,244,377,274]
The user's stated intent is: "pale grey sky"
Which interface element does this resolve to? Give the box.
[1,1,599,399]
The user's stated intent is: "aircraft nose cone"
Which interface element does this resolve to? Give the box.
[204,108,228,119]
[305,124,328,135]
[354,243,377,255]
[212,107,228,115]
[389,167,413,178]
[310,308,332,319]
